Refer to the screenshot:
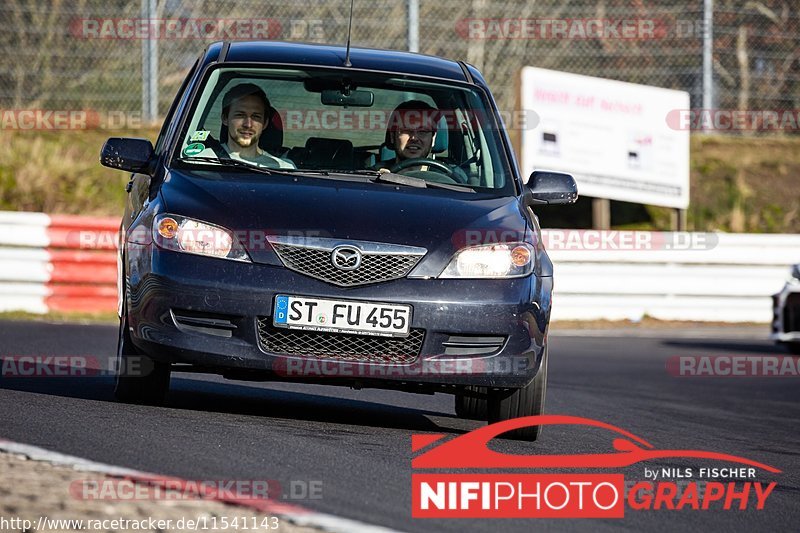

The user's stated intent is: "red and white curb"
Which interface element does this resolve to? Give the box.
[0,438,402,533]
[0,211,118,314]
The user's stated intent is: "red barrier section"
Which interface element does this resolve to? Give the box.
[45,285,118,313]
[45,215,121,313]
[48,214,121,229]
[48,215,120,250]
[48,262,117,284]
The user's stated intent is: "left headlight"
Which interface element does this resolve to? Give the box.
[152,214,250,262]
[439,242,534,278]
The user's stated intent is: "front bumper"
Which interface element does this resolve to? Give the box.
[770,281,800,343]
[126,244,552,390]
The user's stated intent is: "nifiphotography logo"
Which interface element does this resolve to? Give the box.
[411,415,780,518]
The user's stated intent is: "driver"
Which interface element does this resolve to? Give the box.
[374,101,467,182]
[195,83,295,169]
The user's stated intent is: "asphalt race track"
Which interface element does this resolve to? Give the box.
[0,319,798,532]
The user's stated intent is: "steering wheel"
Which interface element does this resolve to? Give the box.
[390,157,456,178]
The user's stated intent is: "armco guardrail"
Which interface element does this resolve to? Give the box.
[0,211,797,322]
[0,211,118,314]
[544,230,800,323]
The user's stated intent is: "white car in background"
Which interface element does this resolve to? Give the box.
[771,264,800,354]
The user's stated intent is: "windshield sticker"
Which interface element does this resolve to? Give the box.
[189,130,210,142]
[183,143,205,157]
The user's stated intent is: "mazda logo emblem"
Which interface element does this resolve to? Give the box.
[331,245,362,271]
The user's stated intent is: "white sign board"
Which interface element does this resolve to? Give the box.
[520,67,690,209]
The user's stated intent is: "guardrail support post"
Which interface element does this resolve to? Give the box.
[592,198,611,229]
[672,208,688,230]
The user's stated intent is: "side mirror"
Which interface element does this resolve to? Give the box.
[791,264,800,281]
[100,137,154,174]
[526,170,578,205]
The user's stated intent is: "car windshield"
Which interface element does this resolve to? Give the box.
[174,65,516,194]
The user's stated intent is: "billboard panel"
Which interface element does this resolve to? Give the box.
[520,67,690,209]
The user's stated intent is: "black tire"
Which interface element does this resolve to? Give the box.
[113,315,171,405]
[454,386,488,420]
[487,346,548,441]
[786,343,800,355]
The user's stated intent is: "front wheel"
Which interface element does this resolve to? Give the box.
[487,346,548,441]
[113,315,171,405]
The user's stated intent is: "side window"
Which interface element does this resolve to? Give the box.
[154,58,199,156]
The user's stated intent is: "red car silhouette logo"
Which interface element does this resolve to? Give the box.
[412,415,781,473]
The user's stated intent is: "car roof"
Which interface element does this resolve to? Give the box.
[215,41,471,83]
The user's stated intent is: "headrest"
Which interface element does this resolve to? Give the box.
[304,137,354,169]
[260,108,284,154]
[432,116,448,153]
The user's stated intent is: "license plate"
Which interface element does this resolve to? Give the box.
[273,295,412,337]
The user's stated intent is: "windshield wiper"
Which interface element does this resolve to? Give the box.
[180,161,384,181]
[371,172,426,188]
[175,156,296,176]
[331,169,381,176]
[180,160,380,180]
[176,158,474,192]
[274,168,381,177]
[423,181,475,193]
[371,172,475,193]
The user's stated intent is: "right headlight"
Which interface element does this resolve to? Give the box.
[439,242,534,279]
[152,214,250,262]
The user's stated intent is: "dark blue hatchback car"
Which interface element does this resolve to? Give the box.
[101,40,576,441]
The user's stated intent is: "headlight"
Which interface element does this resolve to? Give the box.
[440,242,534,278]
[152,214,250,262]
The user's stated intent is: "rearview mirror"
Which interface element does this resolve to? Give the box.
[526,170,578,205]
[321,89,374,107]
[100,137,154,174]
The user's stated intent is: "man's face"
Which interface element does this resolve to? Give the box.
[393,127,435,160]
[222,94,266,149]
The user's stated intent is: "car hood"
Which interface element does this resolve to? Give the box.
[159,168,527,272]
